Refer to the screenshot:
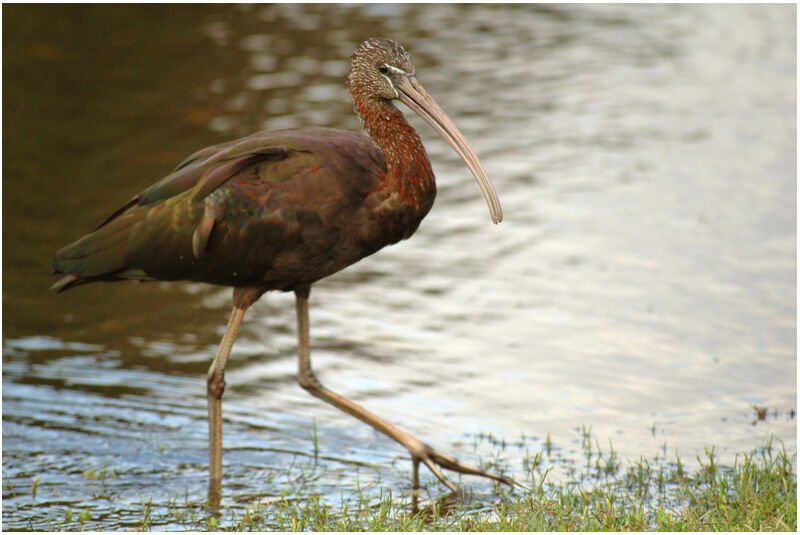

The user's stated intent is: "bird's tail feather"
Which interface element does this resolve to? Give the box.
[50,212,140,291]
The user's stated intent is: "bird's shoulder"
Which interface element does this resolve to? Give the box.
[213,128,388,236]
[94,127,384,231]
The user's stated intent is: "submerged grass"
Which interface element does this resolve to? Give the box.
[19,432,797,531]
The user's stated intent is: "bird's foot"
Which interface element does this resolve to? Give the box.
[409,440,516,493]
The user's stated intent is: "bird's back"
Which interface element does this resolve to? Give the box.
[52,126,431,292]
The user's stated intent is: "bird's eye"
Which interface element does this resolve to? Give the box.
[378,65,389,74]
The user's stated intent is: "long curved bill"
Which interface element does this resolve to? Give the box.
[395,75,503,224]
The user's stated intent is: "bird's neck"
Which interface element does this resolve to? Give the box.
[354,95,436,208]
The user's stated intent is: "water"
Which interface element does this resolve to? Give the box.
[3,4,796,529]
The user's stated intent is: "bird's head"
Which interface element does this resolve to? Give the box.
[347,38,503,224]
[347,37,416,101]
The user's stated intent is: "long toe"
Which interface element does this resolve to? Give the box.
[415,443,517,490]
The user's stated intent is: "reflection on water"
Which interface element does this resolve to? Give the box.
[3,3,796,529]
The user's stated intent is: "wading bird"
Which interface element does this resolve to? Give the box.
[52,38,509,498]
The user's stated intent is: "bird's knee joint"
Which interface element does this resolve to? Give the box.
[297,372,321,392]
[207,373,226,399]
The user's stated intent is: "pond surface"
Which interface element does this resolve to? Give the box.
[3,3,796,530]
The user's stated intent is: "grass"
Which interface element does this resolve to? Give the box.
[16,432,797,531]
[218,436,796,531]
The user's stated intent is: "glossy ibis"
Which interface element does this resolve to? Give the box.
[52,38,509,496]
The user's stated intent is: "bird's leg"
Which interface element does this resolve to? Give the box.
[294,287,514,493]
[411,458,420,514]
[206,287,265,510]
[207,306,245,489]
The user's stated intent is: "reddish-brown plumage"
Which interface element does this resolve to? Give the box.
[52,39,445,293]
[52,120,432,292]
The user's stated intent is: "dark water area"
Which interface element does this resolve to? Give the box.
[3,4,796,530]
